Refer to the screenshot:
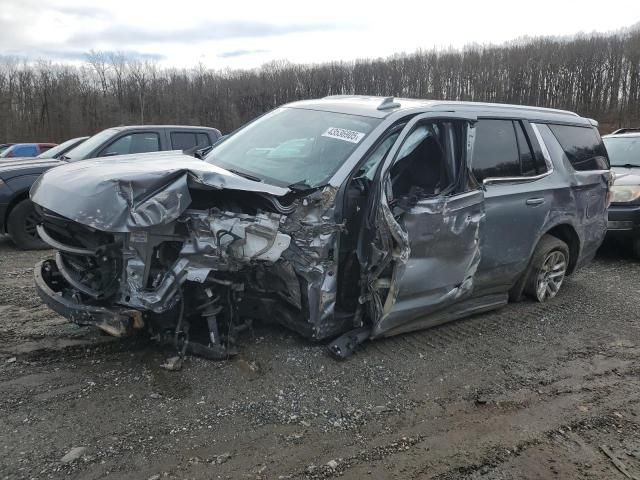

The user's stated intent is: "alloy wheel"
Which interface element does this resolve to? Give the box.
[535,250,567,302]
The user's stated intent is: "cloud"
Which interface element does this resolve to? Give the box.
[53,5,107,18]
[68,20,345,46]
[217,49,269,58]
[0,48,165,63]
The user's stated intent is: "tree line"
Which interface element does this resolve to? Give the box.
[1,29,639,142]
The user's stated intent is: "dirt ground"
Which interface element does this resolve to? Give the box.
[1,236,639,480]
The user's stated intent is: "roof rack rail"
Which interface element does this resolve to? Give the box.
[611,127,640,135]
[377,97,401,111]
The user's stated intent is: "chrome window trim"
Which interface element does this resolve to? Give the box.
[482,123,554,186]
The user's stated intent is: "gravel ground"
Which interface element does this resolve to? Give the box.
[0,235,639,480]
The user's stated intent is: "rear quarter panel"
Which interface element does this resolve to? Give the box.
[535,124,609,268]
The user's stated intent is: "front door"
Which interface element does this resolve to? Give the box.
[358,113,485,337]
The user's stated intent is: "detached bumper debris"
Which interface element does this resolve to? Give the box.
[35,259,144,337]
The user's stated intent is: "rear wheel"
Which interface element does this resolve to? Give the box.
[6,199,48,250]
[524,235,569,302]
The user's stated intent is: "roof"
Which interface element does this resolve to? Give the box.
[285,95,590,125]
[110,125,220,131]
[9,142,57,147]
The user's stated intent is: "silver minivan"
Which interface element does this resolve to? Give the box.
[31,96,611,359]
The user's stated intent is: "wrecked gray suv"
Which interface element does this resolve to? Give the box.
[31,96,611,359]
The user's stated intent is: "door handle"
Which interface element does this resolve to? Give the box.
[526,197,545,206]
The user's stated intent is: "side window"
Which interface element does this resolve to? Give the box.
[197,133,211,147]
[472,119,520,181]
[101,132,160,156]
[358,132,400,180]
[514,121,541,176]
[389,122,450,199]
[171,132,213,150]
[171,132,197,150]
[548,124,609,171]
[14,145,38,157]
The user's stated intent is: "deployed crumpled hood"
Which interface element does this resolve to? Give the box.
[30,151,289,232]
[612,166,640,186]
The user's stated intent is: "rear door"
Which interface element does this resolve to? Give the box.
[359,112,484,337]
[471,119,554,292]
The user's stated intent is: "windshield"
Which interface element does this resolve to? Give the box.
[604,136,640,167]
[37,137,86,159]
[63,128,119,161]
[205,108,381,187]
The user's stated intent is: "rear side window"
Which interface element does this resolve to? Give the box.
[101,132,160,156]
[472,119,520,181]
[515,122,545,176]
[548,125,609,171]
[171,131,212,150]
[197,133,211,146]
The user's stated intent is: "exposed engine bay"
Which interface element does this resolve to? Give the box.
[34,179,354,360]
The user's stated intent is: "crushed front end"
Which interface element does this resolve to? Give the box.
[31,155,350,359]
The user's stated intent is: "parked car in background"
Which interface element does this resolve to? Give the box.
[30,97,611,360]
[0,143,15,154]
[1,137,88,162]
[603,128,640,256]
[0,125,221,250]
[0,143,57,158]
[34,136,89,160]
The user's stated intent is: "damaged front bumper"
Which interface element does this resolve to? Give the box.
[35,258,145,337]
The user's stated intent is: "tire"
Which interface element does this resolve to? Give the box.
[6,199,48,250]
[524,235,570,303]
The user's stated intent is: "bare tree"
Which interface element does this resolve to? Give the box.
[0,29,639,142]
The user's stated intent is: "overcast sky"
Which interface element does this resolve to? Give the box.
[2,0,639,69]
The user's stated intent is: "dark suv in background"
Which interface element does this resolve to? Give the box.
[0,125,221,249]
[603,128,640,256]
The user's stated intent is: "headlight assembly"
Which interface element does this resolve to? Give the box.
[611,185,640,203]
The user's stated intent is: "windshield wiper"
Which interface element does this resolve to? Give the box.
[287,181,314,192]
[58,155,71,161]
[611,164,639,168]
[227,168,262,182]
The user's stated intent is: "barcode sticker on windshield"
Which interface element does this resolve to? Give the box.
[322,127,366,144]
